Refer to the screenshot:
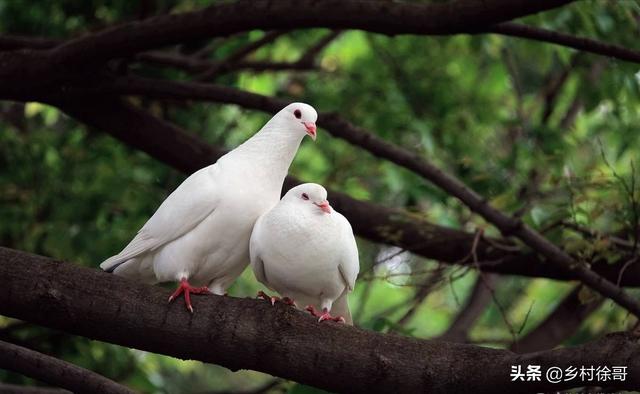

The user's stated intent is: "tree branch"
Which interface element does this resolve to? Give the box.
[511,285,603,353]
[438,275,500,343]
[44,0,574,70]
[489,22,640,65]
[0,339,133,394]
[1,247,639,393]
[195,30,289,81]
[138,52,317,75]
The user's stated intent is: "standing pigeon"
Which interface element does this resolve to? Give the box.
[250,183,359,324]
[100,103,318,313]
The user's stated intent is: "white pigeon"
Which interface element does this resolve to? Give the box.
[250,183,360,324]
[100,103,318,313]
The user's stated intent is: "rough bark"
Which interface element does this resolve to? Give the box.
[1,247,639,393]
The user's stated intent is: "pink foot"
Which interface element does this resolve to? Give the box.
[168,278,211,313]
[257,291,296,307]
[305,305,346,323]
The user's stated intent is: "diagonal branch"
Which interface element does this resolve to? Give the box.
[511,285,603,354]
[66,76,640,317]
[1,247,639,393]
[438,275,500,343]
[0,339,133,394]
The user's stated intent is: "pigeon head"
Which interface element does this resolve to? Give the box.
[281,103,318,141]
[285,183,331,214]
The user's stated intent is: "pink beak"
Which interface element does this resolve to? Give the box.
[303,122,317,140]
[314,200,331,214]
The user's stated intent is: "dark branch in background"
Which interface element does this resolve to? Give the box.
[539,53,582,125]
[66,76,640,317]
[511,285,603,353]
[1,247,639,393]
[490,22,640,64]
[296,30,342,66]
[5,3,640,72]
[44,0,573,70]
[439,275,499,343]
[195,30,289,81]
[0,340,133,394]
[48,93,640,285]
[138,52,317,75]
[395,266,447,328]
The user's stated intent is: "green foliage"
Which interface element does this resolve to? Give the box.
[1,1,640,393]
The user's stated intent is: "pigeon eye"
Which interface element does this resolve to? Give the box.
[294,109,302,119]
[301,193,309,200]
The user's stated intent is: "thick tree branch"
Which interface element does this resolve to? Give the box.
[42,0,573,69]
[47,93,640,285]
[490,22,640,65]
[64,76,640,318]
[0,340,133,394]
[1,247,639,393]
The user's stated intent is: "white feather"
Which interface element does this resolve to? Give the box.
[250,183,360,324]
[101,103,318,295]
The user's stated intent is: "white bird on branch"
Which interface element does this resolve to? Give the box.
[250,183,360,324]
[101,103,318,313]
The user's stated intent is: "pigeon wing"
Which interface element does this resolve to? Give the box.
[336,212,359,292]
[101,165,220,271]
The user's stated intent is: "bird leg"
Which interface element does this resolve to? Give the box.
[257,290,296,307]
[168,278,211,313]
[305,305,346,323]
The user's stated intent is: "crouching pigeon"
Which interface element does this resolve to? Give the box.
[250,183,360,324]
[100,103,318,313]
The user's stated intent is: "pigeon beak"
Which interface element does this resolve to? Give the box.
[314,200,331,214]
[303,122,317,141]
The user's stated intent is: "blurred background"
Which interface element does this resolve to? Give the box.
[1,0,640,393]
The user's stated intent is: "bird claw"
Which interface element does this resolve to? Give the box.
[168,278,211,313]
[305,305,345,323]
[257,291,296,307]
